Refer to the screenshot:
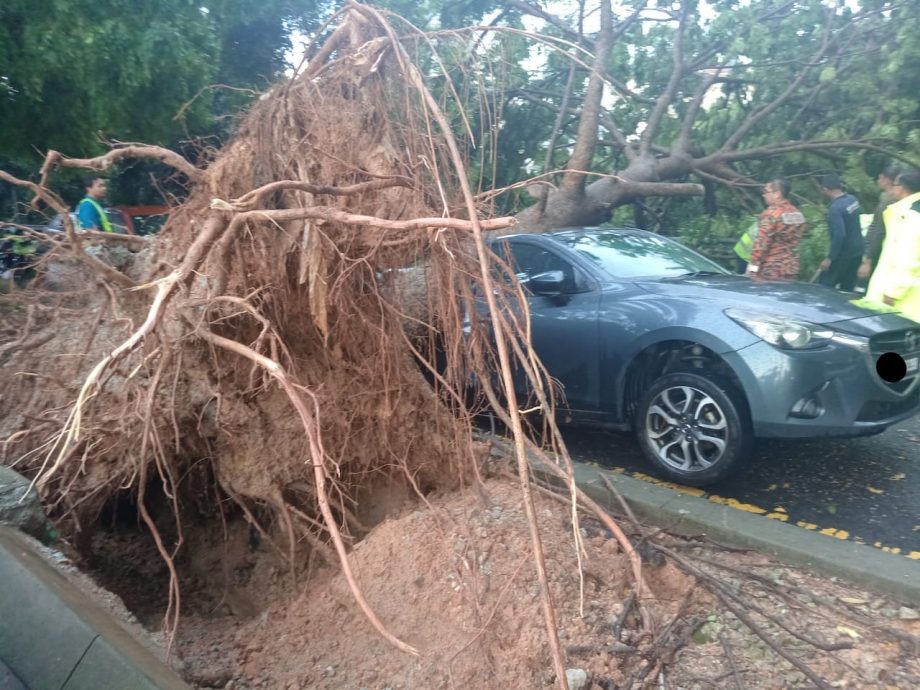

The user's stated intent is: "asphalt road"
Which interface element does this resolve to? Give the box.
[561,412,920,560]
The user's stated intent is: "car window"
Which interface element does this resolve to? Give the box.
[500,241,590,293]
[557,231,729,279]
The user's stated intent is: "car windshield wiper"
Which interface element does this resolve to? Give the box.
[660,270,726,280]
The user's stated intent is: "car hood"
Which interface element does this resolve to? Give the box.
[634,275,908,330]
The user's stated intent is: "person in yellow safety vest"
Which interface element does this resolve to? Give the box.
[864,169,920,323]
[75,177,114,233]
[733,221,758,274]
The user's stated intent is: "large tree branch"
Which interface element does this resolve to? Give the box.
[639,5,689,156]
[674,68,723,153]
[705,139,918,168]
[542,0,585,180]
[613,180,704,198]
[561,0,614,195]
[538,65,579,214]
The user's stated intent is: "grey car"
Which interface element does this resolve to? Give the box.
[489,228,920,486]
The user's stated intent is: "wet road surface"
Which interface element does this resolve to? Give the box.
[561,413,920,559]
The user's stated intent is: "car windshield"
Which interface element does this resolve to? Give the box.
[557,231,729,279]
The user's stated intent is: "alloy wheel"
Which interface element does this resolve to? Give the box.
[644,385,729,473]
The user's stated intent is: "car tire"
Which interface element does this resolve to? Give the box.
[634,371,752,486]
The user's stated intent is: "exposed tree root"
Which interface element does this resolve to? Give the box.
[0,7,650,686]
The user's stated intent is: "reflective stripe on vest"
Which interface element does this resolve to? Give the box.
[80,197,114,233]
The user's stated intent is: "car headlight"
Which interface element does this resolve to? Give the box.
[725,309,834,350]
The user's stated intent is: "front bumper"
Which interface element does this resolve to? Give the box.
[723,340,920,439]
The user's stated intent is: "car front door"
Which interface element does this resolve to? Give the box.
[500,239,602,413]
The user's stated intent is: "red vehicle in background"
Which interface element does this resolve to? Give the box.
[48,205,169,236]
[111,205,170,235]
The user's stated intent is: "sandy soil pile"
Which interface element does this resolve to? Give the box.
[63,469,916,690]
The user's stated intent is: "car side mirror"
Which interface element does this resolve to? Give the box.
[527,270,566,296]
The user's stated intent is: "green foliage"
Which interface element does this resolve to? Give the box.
[3,0,919,233]
[679,212,754,251]
[0,0,324,167]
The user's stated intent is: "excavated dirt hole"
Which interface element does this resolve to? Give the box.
[80,470,276,626]
[80,465,433,631]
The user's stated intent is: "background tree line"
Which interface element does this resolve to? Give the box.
[2,0,918,273]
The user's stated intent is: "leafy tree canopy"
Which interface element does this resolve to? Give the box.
[0,0,323,167]
[3,0,919,235]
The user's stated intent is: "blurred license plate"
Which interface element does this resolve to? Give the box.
[908,357,919,374]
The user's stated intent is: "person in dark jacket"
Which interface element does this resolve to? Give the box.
[858,164,901,281]
[817,173,863,291]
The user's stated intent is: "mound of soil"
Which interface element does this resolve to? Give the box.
[70,471,919,690]
[171,477,689,689]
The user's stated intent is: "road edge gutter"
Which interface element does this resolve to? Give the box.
[0,525,190,689]
[532,459,920,604]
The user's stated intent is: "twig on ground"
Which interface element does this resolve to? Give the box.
[719,632,745,690]
[656,543,834,689]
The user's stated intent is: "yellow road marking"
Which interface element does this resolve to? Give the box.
[708,495,767,514]
[629,472,706,496]
[619,472,915,558]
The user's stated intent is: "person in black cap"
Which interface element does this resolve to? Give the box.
[817,172,863,291]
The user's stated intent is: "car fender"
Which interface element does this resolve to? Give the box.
[612,325,757,416]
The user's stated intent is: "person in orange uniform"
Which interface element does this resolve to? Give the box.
[746,178,807,281]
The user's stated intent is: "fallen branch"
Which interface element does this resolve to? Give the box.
[655,543,834,689]
[220,204,517,233]
[39,146,201,187]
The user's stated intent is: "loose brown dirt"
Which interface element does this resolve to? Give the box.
[61,467,919,690]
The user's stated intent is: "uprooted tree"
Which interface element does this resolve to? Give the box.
[2,2,919,686]
[0,6,647,686]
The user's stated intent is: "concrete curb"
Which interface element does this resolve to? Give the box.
[0,526,190,690]
[538,461,920,604]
